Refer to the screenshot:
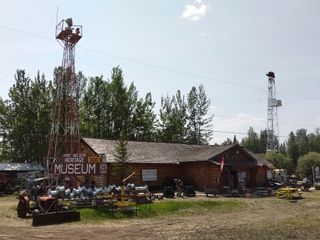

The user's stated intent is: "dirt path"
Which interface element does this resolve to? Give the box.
[1,193,320,240]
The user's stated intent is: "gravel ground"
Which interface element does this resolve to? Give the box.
[1,192,320,240]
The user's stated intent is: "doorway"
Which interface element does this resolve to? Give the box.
[230,170,238,190]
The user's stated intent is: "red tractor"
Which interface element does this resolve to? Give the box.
[17,186,80,226]
[17,191,80,226]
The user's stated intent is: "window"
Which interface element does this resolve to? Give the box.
[142,169,157,182]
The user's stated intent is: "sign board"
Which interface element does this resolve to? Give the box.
[53,163,97,175]
[88,156,101,164]
[53,153,102,175]
[63,153,85,163]
[142,169,157,182]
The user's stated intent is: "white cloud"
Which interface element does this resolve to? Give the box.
[182,0,208,21]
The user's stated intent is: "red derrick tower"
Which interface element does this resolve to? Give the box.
[46,18,83,187]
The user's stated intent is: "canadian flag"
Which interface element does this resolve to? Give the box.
[220,155,224,173]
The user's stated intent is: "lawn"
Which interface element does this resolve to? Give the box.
[78,198,243,222]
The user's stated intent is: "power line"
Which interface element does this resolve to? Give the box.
[0,25,53,41]
[0,24,320,102]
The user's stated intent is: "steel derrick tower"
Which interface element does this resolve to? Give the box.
[46,18,82,187]
[266,72,282,152]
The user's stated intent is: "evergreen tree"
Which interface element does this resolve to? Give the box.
[132,92,156,141]
[295,129,309,156]
[80,66,141,141]
[222,138,233,145]
[0,70,53,162]
[287,131,300,167]
[158,94,174,142]
[279,142,286,154]
[113,131,130,181]
[241,127,260,153]
[0,98,13,161]
[233,135,239,144]
[186,85,213,145]
[158,90,188,143]
[258,130,268,153]
[308,128,320,153]
[109,67,138,140]
[80,76,110,138]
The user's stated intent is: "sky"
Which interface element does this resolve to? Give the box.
[0,0,319,144]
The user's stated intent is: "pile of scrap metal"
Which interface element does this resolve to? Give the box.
[45,183,153,206]
[100,172,153,212]
[163,186,175,198]
[296,177,313,191]
[162,179,196,198]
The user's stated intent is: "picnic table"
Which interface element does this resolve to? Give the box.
[276,187,302,199]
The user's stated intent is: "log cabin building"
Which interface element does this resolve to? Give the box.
[79,138,273,191]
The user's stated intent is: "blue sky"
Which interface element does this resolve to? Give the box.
[0,0,319,144]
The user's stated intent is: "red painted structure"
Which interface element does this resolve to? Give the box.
[46,18,83,187]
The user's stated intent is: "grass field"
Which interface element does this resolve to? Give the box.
[78,199,243,222]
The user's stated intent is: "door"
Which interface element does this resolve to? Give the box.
[230,170,238,190]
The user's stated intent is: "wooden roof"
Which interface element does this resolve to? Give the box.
[0,163,44,172]
[82,138,273,168]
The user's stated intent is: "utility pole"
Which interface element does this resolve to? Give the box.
[46,18,83,187]
[266,71,282,152]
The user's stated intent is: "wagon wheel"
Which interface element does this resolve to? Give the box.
[17,199,28,218]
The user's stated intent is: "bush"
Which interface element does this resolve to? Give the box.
[296,152,320,178]
[264,152,294,173]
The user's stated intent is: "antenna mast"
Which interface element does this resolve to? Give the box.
[266,71,282,152]
[46,18,83,187]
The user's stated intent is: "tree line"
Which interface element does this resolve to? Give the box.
[0,67,213,163]
[239,127,320,178]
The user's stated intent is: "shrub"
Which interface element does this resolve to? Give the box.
[296,152,320,178]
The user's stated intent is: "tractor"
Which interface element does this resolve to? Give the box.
[17,179,80,226]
